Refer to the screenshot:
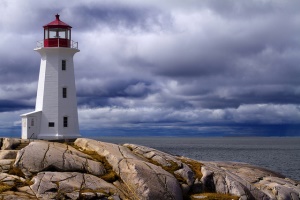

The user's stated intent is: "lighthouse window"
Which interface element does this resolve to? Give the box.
[49,30,57,38]
[63,88,67,98]
[63,117,68,127]
[44,29,48,39]
[62,60,66,70]
[49,122,55,127]
[67,29,71,39]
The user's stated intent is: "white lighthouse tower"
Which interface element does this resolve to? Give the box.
[21,14,81,140]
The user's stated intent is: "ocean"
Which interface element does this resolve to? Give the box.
[93,136,300,181]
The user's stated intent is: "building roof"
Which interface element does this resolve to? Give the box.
[43,14,72,29]
[20,110,42,117]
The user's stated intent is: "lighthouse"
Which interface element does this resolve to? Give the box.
[21,14,81,139]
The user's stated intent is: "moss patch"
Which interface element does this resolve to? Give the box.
[11,179,33,191]
[190,193,239,200]
[0,178,33,193]
[160,160,181,175]
[8,166,25,178]
[99,171,119,183]
[0,183,13,193]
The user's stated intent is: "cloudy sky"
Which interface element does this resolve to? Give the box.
[1,0,300,137]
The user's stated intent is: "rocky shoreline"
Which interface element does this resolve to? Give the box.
[0,137,299,200]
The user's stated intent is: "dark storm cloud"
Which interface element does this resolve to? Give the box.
[77,79,159,107]
[69,3,172,32]
[203,0,300,19]
[78,80,154,98]
[136,1,300,110]
[0,100,33,112]
[197,86,300,109]
[0,58,39,84]
[1,0,300,135]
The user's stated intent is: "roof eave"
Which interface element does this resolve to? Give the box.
[43,25,72,29]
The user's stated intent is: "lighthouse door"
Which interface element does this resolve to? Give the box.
[28,117,37,139]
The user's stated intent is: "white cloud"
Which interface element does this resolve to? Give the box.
[0,109,31,129]
[233,104,300,124]
[1,0,300,136]
[78,104,300,131]
[0,82,37,100]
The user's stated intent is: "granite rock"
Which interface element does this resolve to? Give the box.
[14,141,106,177]
[0,191,35,200]
[201,161,300,200]
[1,138,22,150]
[124,143,195,187]
[75,138,183,200]
[0,150,19,159]
[123,143,182,167]
[0,137,299,200]
[0,159,15,173]
[30,171,122,199]
[0,173,25,186]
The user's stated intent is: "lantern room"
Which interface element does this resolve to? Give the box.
[43,14,72,48]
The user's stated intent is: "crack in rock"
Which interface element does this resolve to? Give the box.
[41,144,50,169]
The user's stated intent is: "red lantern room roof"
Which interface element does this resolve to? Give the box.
[43,14,72,29]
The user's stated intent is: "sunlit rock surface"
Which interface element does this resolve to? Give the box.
[0,137,298,200]
[14,141,106,177]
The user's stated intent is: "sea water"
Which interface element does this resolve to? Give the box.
[94,137,300,181]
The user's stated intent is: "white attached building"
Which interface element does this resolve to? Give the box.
[21,14,81,139]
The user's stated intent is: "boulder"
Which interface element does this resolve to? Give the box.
[201,162,266,199]
[75,138,183,200]
[124,143,195,187]
[30,172,122,199]
[0,191,35,200]
[1,138,21,150]
[0,159,15,173]
[201,166,215,192]
[0,173,25,186]
[254,176,300,200]
[124,143,182,167]
[174,163,195,186]
[0,137,299,200]
[191,178,203,193]
[0,138,33,150]
[17,186,36,196]
[0,150,19,159]
[201,161,300,200]
[14,141,106,177]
